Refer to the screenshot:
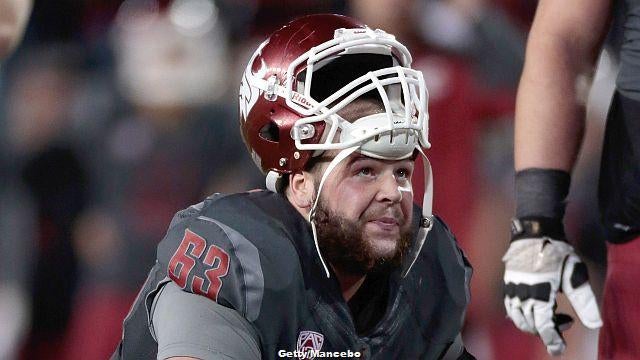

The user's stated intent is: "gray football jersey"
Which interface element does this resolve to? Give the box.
[112,191,473,359]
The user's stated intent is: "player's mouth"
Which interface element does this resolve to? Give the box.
[368,217,399,231]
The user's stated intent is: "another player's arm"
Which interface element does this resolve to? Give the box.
[0,0,32,58]
[505,0,611,355]
[514,0,611,172]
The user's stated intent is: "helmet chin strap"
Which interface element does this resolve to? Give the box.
[306,145,434,279]
[401,146,434,278]
[265,171,282,193]
[309,145,360,278]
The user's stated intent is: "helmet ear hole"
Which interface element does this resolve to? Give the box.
[259,121,280,142]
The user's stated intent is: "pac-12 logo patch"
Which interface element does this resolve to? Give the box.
[296,330,324,359]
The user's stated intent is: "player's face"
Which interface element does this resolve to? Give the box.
[314,153,415,274]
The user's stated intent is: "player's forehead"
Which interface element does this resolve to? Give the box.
[337,98,385,122]
[347,153,415,166]
[319,150,415,167]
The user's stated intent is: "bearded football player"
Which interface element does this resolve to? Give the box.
[112,14,474,360]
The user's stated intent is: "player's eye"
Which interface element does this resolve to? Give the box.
[396,167,412,179]
[357,167,375,177]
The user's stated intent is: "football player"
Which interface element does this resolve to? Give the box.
[502,0,638,357]
[113,14,474,360]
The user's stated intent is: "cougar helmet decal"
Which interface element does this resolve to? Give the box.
[239,42,268,123]
[239,72,256,122]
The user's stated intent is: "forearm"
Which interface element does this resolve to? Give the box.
[515,38,587,171]
[0,0,32,58]
[514,0,610,172]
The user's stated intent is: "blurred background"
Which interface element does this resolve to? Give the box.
[0,0,616,359]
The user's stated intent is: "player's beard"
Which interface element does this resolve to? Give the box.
[313,197,413,276]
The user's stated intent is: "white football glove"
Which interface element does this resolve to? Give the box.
[503,233,602,356]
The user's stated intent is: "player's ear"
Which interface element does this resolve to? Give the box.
[287,171,315,210]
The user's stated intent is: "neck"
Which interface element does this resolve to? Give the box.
[332,266,367,302]
[285,192,367,301]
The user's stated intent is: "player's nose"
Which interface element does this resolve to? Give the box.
[376,171,402,203]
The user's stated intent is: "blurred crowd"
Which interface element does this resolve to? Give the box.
[0,0,615,359]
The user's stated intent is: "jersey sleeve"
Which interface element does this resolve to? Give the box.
[151,281,261,360]
[156,205,265,322]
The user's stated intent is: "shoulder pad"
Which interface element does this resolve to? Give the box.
[404,215,472,346]
[423,216,473,307]
[156,192,301,322]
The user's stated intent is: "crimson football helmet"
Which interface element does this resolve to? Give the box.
[239,14,433,277]
[239,14,429,181]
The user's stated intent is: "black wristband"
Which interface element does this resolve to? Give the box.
[510,216,566,241]
[515,168,571,219]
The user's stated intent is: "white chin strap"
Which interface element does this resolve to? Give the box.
[400,146,433,278]
[307,145,434,278]
[309,145,360,278]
